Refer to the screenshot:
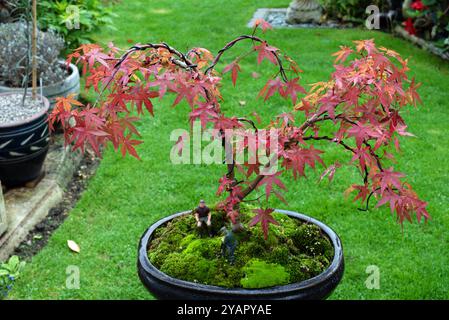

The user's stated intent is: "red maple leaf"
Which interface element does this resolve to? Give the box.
[283,145,324,179]
[319,162,341,183]
[217,175,235,196]
[276,112,295,127]
[253,18,273,33]
[223,61,241,86]
[350,146,373,171]
[189,102,218,128]
[280,78,306,104]
[259,171,286,200]
[149,72,176,99]
[347,122,381,148]
[72,125,109,156]
[108,90,133,112]
[253,42,278,65]
[86,47,111,69]
[249,208,279,240]
[120,134,143,159]
[407,78,422,107]
[375,188,401,215]
[317,94,341,119]
[297,99,314,116]
[374,168,405,195]
[258,77,284,101]
[332,46,353,63]
[214,115,243,131]
[171,73,203,107]
[348,184,371,203]
[132,85,159,116]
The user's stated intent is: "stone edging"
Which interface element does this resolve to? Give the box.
[394,25,449,61]
[0,135,83,260]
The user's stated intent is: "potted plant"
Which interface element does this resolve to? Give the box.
[0,1,52,187]
[0,21,80,111]
[50,21,429,300]
[0,92,50,187]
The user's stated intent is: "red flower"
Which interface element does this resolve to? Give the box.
[404,18,417,35]
[411,0,427,11]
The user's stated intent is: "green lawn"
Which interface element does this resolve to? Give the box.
[9,0,449,299]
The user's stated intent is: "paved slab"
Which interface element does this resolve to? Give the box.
[0,185,6,236]
[0,135,82,261]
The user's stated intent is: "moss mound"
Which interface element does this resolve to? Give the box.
[148,208,334,288]
[240,259,290,289]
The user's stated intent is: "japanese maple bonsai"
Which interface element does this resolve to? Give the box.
[50,20,429,299]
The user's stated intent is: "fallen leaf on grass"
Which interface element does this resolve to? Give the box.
[67,240,80,253]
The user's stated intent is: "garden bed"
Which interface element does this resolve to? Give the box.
[0,135,96,261]
[12,148,99,260]
[394,25,449,61]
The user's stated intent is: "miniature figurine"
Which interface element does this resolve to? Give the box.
[195,200,212,237]
[219,226,237,264]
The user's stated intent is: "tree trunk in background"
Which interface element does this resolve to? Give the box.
[286,0,323,24]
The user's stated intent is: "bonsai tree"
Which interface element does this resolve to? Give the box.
[50,20,429,239]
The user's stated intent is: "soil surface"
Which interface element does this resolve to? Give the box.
[0,93,47,124]
[12,150,100,261]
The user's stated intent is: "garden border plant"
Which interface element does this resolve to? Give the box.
[49,19,430,299]
[0,0,54,187]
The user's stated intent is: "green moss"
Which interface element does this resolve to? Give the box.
[180,234,197,248]
[267,246,291,266]
[148,241,173,268]
[148,208,334,289]
[289,223,334,257]
[240,259,290,289]
[159,253,218,285]
[183,238,222,260]
[236,240,266,259]
[286,254,328,283]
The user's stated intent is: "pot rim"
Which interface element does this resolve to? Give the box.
[0,62,78,91]
[139,209,344,296]
[0,93,50,129]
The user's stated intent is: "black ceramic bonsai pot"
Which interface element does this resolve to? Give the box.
[138,209,344,300]
[0,93,50,187]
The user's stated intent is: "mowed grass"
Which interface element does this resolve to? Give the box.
[9,0,449,299]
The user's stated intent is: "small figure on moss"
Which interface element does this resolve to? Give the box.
[195,200,212,237]
[219,226,237,264]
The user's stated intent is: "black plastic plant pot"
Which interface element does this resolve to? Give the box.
[0,93,50,187]
[137,210,344,300]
